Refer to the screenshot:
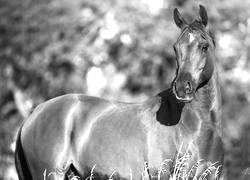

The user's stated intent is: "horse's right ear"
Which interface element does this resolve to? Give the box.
[173,8,187,29]
[199,5,208,26]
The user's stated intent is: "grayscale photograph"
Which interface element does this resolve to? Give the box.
[0,0,250,179]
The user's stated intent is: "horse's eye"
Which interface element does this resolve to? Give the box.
[201,43,209,52]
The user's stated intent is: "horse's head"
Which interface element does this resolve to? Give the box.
[172,5,215,102]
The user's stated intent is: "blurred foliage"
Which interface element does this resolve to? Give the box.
[0,0,250,179]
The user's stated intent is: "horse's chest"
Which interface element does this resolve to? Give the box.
[180,105,202,133]
[147,110,201,164]
[147,126,177,164]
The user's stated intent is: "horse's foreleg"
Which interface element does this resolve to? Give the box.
[194,128,223,180]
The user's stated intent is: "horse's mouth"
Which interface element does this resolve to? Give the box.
[173,84,194,103]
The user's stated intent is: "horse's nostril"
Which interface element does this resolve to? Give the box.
[184,81,192,94]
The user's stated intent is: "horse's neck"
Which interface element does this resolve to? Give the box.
[197,68,220,111]
[194,67,222,133]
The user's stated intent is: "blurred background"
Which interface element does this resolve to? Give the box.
[0,0,250,179]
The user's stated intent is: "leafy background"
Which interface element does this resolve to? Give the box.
[0,0,250,179]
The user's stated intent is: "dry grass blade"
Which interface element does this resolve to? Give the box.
[200,162,219,180]
[85,164,96,180]
[157,159,173,179]
[187,159,203,178]
[215,165,222,180]
[109,171,117,180]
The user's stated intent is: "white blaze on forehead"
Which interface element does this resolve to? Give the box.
[189,33,195,43]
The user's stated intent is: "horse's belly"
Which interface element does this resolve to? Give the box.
[77,109,148,179]
[79,142,146,179]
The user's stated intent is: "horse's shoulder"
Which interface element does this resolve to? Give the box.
[140,96,161,113]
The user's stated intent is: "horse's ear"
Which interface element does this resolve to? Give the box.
[199,5,208,27]
[173,8,187,29]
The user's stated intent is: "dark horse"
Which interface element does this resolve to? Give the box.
[15,5,223,180]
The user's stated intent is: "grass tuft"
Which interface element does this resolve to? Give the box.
[43,143,222,180]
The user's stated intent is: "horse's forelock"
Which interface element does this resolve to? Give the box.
[178,20,215,48]
[191,20,216,46]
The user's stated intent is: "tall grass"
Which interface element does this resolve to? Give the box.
[43,143,222,180]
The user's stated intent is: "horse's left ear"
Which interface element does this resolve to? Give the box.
[173,8,187,29]
[199,5,208,27]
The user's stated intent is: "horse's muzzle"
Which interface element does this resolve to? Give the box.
[173,80,194,103]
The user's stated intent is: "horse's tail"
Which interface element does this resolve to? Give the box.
[15,125,33,180]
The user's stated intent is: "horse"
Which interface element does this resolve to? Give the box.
[15,5,223,180]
